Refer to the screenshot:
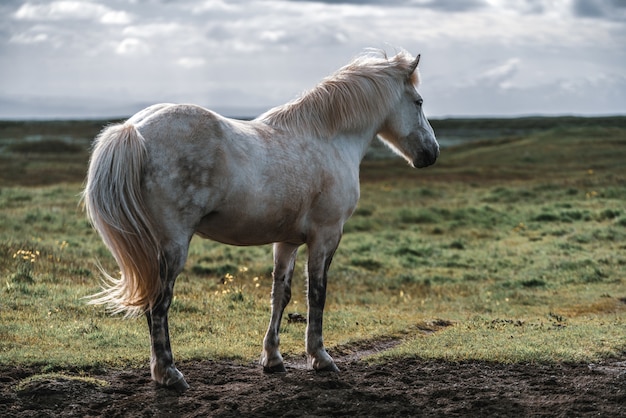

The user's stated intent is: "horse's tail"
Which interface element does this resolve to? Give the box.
[82,123,162,317]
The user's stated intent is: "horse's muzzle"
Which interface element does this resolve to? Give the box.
[413,144,439,168]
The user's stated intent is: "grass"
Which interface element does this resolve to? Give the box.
[1,118,625,371]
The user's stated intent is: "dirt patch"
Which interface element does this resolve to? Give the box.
[2,353,625,417]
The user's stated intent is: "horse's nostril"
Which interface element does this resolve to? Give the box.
[426,149,437,166]
[415,146,438,168]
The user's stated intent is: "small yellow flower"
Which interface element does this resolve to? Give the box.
[13,249,38,263]
[513,222,526,233]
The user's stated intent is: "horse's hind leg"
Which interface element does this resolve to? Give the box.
[306,232,341,372]
[261,242,299,373]
[146,241,190,391]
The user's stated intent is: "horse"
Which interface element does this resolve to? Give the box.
[82,49,439,391]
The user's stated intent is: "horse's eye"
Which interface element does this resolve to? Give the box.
[415,99,423,107]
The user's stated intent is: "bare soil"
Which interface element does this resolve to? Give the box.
[2,350,625,417]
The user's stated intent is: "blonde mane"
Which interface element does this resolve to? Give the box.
[258,50,420,139]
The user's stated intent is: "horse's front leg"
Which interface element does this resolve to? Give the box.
[306,233,341,372]
[261,242,299,373]
[146,249,189,391]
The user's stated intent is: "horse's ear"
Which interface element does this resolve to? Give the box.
[409,54,421,74]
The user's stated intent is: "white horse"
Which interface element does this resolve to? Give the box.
[83,49,439,391]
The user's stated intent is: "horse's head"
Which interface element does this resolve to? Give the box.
[378,54,439,168]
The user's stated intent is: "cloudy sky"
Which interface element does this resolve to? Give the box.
[1,0,625,119]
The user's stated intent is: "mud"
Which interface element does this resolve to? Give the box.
[2,353,625,417]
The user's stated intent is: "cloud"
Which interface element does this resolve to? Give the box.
[115,38,151,55]
[476,58,521,88]
[412,0,487,13]
[287,0,409,5]
[287,0,487,12]
[122,23,186,38]
[571,0,626,20]
[189,0,240,14]
[9,32,49,44]
[13,1,132,25]
[177,57,206,69]
[100,9,131,25]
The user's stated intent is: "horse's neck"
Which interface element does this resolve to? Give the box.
[330,127,379,167]
[251,118,378,167]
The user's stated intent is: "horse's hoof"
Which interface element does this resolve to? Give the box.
[168,376,190,392]
[316,363,340,373]
[263,363,287,374]
[162,368,190,392]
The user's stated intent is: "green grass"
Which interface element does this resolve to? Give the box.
[1,119,625,371]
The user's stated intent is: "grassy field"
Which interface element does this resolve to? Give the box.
[0,117,625,371]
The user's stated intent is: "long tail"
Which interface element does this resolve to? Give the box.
[82,123,162,317]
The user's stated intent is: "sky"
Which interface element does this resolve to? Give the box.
[0,0,625,119]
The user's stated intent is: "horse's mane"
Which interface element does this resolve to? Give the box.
[257,49,419,138]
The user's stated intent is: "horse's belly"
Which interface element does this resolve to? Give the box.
[194,211,305,246]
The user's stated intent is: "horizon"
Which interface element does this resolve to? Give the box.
[2,112,625,123]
